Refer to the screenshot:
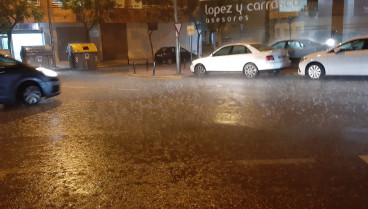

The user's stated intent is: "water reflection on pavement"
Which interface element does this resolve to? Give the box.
[1,71,368,208]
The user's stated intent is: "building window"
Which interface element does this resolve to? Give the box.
[28,0,40,7]
[52,0,63,7]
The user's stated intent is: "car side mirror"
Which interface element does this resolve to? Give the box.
[334,47,342,54]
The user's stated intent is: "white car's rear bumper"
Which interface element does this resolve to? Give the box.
[258,60,291,71]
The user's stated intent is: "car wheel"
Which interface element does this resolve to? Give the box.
[22,85,41,105]
[194,64,206,78]
[307,63,325,79]
[243,63,259,78]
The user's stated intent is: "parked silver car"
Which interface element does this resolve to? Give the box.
[298,36,368,79]
[271,39,329,66]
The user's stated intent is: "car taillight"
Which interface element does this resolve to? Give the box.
[266,55,274,61]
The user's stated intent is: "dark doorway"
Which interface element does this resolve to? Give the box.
[100,23,128,61]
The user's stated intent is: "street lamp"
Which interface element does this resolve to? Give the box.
[46,0,56,68]
[173,0,181,75]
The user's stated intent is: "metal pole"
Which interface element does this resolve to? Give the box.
[46,0,56,68]
[153,62,156,75]
[190,36,193,63]
[288,17,293,39]
[133,61,136,74]
[174,0,181,74]
[146,59,148,72]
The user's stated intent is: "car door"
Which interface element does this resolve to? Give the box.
[227,45,252,71]
[286,41,302,60]
[271,41,287,51]
[361,39,368,75]
[0,56,20,102]
[326,39,364,75]
[169,47,176,61]
[180,48,190,62]
[0,64,8,101]
[207,46,233,71]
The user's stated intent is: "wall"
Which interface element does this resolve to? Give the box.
[38,0,76,23]
[55,24,87,61]
[126,22,200,63]
[343,0,368,40]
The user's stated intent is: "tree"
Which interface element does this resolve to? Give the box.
[142,0,200,60]
[62,0,116,41]
[0,0,44,56]
[142,0,171,61]
[180,0,201,57]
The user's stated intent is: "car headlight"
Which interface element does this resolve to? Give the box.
[36,67,58,77]
[325,38,335,47]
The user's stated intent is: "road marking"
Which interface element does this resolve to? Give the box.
[62,86,90,89]
[237,158,316,166]
[116,88,139,91]
[359,155,368,165]
[62,86,139,91]
[14,130,131,139]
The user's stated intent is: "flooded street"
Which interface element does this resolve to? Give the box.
[1,70,368,208]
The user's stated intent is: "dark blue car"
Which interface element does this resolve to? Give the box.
[0,55,60,105]
[154,47,194,64]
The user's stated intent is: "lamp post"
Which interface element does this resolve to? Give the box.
[174,0,181,74]
[47,0,56,68]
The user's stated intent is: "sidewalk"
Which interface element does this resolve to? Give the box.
[128,63,193,78]
[55,60,193,78]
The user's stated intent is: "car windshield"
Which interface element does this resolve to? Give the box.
[301,40,321,46]
[271,42,286,49]
[250,44,272,51]
[157,47,169,53]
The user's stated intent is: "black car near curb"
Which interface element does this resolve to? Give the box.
[0,55,60,105]
[154,47,194,64]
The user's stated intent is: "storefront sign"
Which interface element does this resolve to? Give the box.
[203,0,302,24]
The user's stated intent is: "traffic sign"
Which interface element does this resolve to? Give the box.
[187,25,195,36]
[174,22,182,35]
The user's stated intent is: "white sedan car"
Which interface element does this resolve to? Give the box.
[190,43,290,78]
[298,36,368,79]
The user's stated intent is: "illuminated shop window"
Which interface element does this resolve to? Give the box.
[52,0,63,7]
[28,0,40,6]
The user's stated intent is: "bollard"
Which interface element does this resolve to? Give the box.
[153,62,156,76]
[133,61,136,74]
[146,59,148,72]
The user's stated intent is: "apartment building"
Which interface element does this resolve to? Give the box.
[3,0,368,64]
[3,0,197,63]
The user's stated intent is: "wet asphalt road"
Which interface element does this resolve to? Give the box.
[1,69,368,208]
